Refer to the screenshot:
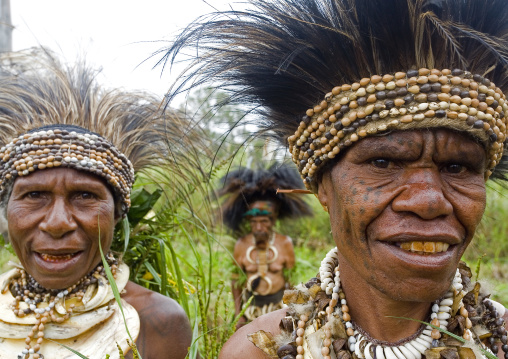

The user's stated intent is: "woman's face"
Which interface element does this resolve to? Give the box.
[7,167,119,290]
[318,129,487,302]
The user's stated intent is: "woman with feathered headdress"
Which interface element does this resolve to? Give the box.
[163,0,508,358]
[0,50,192,359]
[218,163,312,325]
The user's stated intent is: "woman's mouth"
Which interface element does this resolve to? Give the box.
[39,252,81,262]
[395,241,450,255]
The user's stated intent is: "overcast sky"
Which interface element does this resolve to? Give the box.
[11,0,233,98]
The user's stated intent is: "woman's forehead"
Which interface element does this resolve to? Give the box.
[344,128,485,156]
[12,167,112,192]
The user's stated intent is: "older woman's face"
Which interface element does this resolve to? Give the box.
[318,129,486,302]
[7,168,119,290]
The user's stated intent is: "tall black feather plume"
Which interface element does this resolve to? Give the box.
[160,0,508,181]
[218,163,312,232]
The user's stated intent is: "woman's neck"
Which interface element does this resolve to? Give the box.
[339,260,434,343]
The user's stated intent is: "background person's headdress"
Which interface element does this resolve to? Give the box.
[161,0,508,189]
[218,163,312,232]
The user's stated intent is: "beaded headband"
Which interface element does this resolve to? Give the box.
[287,68,508,192]
[244,201,277,219]
[0,125,135,215]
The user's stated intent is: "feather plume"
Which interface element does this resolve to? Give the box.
[160,0,508,181]
[0,48,198,175]
[218,163,312,232]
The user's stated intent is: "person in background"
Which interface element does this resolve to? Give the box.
[218,164,311,325]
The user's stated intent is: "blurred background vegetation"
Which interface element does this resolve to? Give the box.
[0,87,507,359]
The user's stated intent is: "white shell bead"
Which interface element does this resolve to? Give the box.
[440,298,453,306]
[384,347,399,359]
[437,312,451,320]
[364,343,374,359]
[439,306,451,312]
[404,342,422,359]
[376,345,385,359]
[409,340,427,354]
[417,335,433,344]
[398,345,417,359]
[355,338,365,358]
[391,346,407,359]
[414,337,432,349]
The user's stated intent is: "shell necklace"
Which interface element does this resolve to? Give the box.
[294,247,473,359]
[246,231,278,295]
[10,253,118,359]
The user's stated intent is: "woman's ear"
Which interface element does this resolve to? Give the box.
[317,172,330,213]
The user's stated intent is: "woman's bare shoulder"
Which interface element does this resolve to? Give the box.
[123,281,192,359]
[219,309,287,358]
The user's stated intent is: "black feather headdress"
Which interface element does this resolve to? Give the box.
[160,0,508,183]
[218,163,312,232]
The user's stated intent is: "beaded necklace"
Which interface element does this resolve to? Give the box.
[273,247,508,359]
[9,253,118,359]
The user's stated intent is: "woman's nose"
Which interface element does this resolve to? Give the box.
[39,198,78,238]
[391,170,453,219]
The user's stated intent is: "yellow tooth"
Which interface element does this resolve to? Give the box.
[410,241,424,252]
[400,242,412,250]
[423,242,436,253]
[399,241,449,253]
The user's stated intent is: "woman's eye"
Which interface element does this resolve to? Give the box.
[371,158,391,168]
[443,164,465,174]
[26,191,41,199]
[77,192,96,200]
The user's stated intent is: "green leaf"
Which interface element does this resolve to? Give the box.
[122,217,131,253]
[127,188,163,227]
[98,215,143,359]
[47,339,89,358]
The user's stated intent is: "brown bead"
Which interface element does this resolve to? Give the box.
[382,74,394,83]
[394,99,405,107]
[450,95,462,104]
[359,78,371,86]
[419,68,430,75]
[417,76,428,84]
[447,111,458,119]
[428,74,439,83]
[450,76,462,85]
[408,85,420,94]
[431,328,441,339]
[401,115,413,123]
[370,75,382,84]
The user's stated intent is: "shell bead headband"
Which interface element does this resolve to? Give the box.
[287,68,508,191]
[0,127,135,215]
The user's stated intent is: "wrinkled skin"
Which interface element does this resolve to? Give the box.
[219,129,508,358]
[7,168,192,359]
[317,129,486,340]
